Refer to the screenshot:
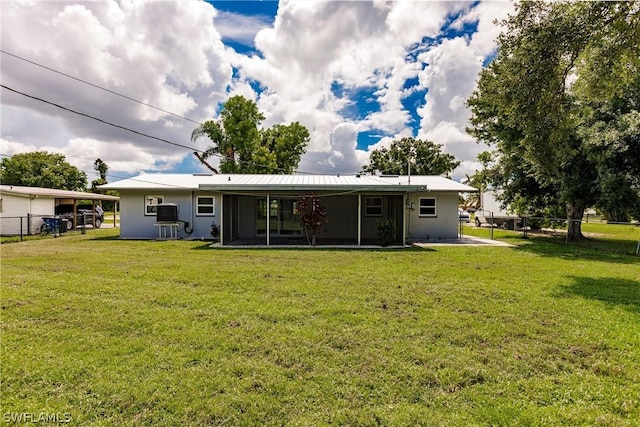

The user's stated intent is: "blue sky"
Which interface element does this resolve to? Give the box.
[0,1,515,181]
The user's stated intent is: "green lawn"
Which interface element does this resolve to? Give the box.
[1,228,639,425]
[463,222,640,256]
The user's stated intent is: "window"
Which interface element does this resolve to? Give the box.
[145,195,164,216]
[365,197,383,216]
[419,198,436,217]
[196,196,215,216]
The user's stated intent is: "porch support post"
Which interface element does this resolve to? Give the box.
[220,194,224,246]
[357,194,362,246]
[402,193,407,246]
[266,193,270,246]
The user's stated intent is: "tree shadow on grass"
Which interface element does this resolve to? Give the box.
[510,235,639,264]
[86,234,121,241]
[559,276,640,313]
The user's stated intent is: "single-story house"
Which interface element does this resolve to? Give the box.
[0,185,119,236]
[101,174,475,246]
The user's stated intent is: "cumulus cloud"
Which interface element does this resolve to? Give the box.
[1,0,231,174]
[1,0,512,181]
[214,11,273,46]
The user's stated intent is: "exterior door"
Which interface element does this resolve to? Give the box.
[256,198,301,236]
[278,199,301,235]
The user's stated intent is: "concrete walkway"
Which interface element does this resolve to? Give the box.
[209,236,513,248]
[411,236,514,247]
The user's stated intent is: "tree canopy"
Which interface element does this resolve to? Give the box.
[467,1,640,239]
[0,151,87,191]
[362,137,460,177]
[191,96,310,174]
[91,158,109,192]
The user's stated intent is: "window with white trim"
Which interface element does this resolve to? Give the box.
[196,196,215,216]
[419,198,436,217]
[145,195,164,216]
[365,197,383,216]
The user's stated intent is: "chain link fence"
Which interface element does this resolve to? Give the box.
[1,213,104,241]
[461,214,640,256]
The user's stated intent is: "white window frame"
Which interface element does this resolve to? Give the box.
[145,195,164,216]
[365,197,383,217]
[196,196,215,216]
[418,197,437,217]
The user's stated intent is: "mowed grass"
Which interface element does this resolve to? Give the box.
[463,222,640,256]
[1,229,639,425]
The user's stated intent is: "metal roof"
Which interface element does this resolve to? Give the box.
[0,185,120,201]
[100,174,476,193]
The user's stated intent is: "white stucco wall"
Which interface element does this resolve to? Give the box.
[116,188,461,241]
[118,190,220,239]
[405,191,459,240]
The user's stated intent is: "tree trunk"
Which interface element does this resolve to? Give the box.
[565,202,586,242]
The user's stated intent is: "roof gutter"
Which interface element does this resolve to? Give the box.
[197,184,428,193]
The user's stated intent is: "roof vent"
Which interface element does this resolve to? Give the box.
[193,173,213,177]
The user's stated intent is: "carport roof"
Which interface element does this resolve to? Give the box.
[0,185,119,201]
[100,173,476,193]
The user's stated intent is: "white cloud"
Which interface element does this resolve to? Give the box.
[1,0,231,174]
[1,1,510,180]
[301,122,369,174]
[241,0,471,174]
[214,11,273,45]
[454,0,516,57]
[412,37,484,179]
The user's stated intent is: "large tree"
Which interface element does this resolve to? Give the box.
[467,1,640,240]
[191,96,310,174]
[362,137,460,177]
[0,151,87,191]
[255,123,310,174]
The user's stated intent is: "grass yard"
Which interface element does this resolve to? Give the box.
[463,222,640,256]
[1,228,639,425]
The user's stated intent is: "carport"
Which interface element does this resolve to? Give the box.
[54,192,120,230]
[0,185,120,236]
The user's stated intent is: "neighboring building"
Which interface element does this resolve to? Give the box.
[101,174,476,245]
[0,185,119,236]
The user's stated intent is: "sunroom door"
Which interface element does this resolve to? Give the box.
[256,198,301,236]
[278,199,301,235]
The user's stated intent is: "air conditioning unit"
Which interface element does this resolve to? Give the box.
[156,203,179,223]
